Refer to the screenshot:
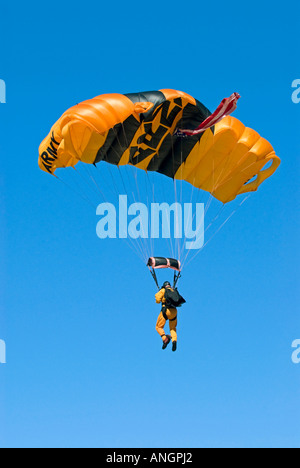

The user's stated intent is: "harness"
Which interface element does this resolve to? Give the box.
[161,304,177,321]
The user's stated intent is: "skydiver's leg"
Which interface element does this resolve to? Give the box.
[168,310,178,343]
[156,312,167,341]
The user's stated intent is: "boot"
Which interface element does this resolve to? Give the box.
[172,341,177,352]
[162,335,171,350]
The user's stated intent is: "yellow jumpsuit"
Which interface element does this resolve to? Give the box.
[155,288,177,343]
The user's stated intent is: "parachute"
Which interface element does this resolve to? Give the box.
[39,89,281,282]
[39,90,280,204]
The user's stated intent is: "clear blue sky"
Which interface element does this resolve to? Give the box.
[0,0,299,448]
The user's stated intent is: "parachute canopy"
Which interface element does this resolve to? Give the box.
[39,89,280,203]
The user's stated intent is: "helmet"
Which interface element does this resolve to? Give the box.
[163,281,171,289]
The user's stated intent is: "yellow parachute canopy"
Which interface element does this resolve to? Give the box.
[39,90,280,204]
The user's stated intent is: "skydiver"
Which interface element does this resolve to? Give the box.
[155,281,179,352]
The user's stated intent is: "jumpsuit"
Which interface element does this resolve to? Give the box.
[155,288,177,343]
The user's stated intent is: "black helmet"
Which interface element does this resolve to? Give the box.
[163,281,171,289]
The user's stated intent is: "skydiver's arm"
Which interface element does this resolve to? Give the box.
[155,288,165,304]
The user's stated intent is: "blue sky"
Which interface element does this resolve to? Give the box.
[0,0,299,448]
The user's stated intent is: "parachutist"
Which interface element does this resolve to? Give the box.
[155,281,185,351]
